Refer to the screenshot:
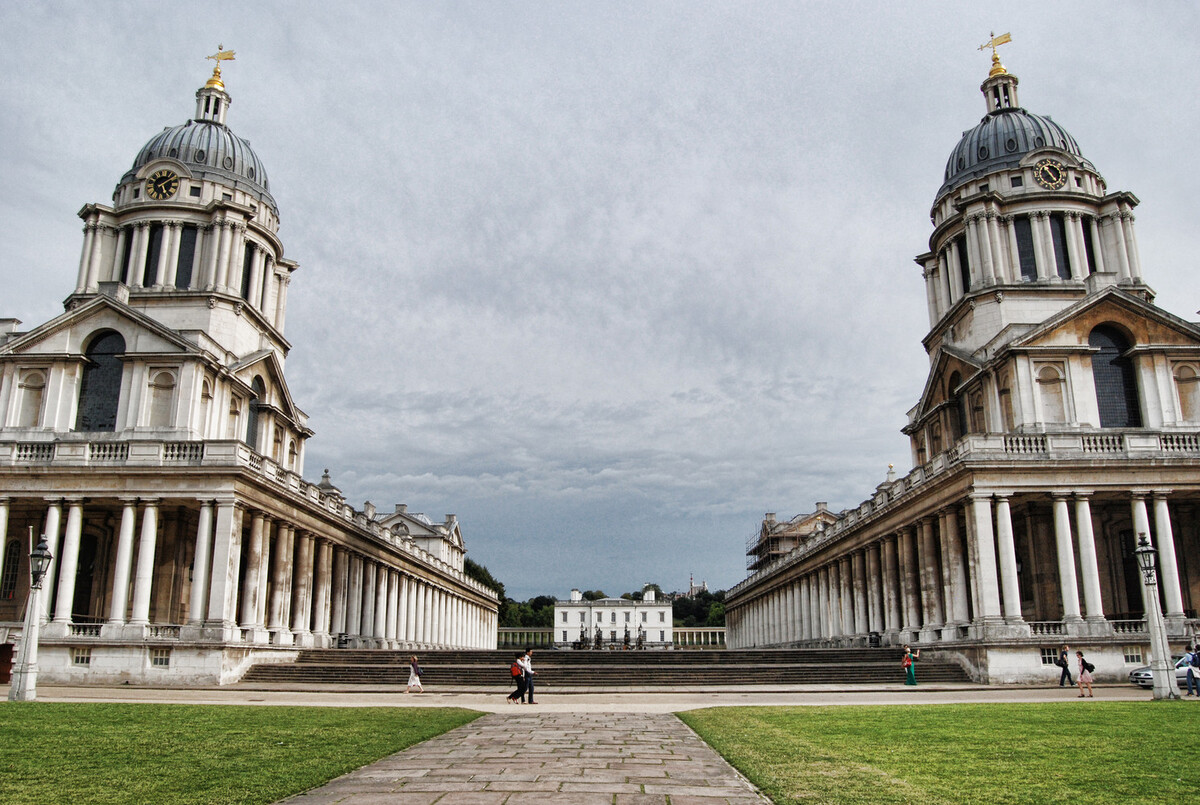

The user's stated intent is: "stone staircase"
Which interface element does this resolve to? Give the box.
[240,647,970,687]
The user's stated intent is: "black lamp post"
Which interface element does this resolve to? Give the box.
[1134,533,1180,700]
[9,532,54,701]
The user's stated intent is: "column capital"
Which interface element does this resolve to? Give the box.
[966,489,994,502]
[1072,490,1094,500]
[1150,489,1174,499]
[1049,491,1073,502]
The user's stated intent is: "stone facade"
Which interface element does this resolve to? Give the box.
[553,589,673,649]
[0,61,498,686]
[726,55,1200,683]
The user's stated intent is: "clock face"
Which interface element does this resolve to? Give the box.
[1033,159,1067,190]
[145,169,180,200]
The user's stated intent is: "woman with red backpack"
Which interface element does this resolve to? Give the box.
[506,652,526,703]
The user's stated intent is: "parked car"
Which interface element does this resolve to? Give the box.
[1128,655,1191,688]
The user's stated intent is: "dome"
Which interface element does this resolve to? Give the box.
[121,118,278,215]
[937,107,1092,200]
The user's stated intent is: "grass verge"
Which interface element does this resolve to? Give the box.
[0,703,481,805]
[679,702,1198,804]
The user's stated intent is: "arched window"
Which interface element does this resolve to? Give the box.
[245,376,265,450]
[0,540,20,600]
[17,370,46,428]
[75,331,126,431]
[1037,364,1067,424]
[148,370,176,428]
[287,439,297,470]
[199,380,213,436]
[1175,364,1200,422]
[1089,326,1141,428]
[998,369,1015,431]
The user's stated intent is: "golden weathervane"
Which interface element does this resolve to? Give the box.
[205,44,236,89]
[978,32,1012,77]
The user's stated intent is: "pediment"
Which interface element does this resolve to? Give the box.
[228,349,306,427]
[1006,286,1200,353]
[0,295,201,359]
[911,346,984,422]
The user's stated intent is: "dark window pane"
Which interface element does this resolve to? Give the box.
[955,235,971,292]
[0,540,20,599]
[176,225,198,288]
[1089,326,1142,428]
[75,331,126,432]
[1014,216,1037,281]
[1050,214,1071,279]
[240,244,254,300]
[142,223,163,287]
[1083,217,1099,274]
[119,227,133,284]
[245,376,265,450]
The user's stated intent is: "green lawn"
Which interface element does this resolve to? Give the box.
[0,703,481,805]
[680,702,1199,805]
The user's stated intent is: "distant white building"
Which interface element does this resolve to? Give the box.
[553,587,673,649]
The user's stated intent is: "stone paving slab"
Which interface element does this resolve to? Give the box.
[277,711,770,804]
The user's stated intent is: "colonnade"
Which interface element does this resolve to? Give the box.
[925,206,1141,322]
[1,495,496,650]
[728,489,1186,649]
[74,215,291,330]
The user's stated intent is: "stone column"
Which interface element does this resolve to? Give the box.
[867,543,884,634]
[240,512,266,630]
[917,517,944,638]
[310,540,331,645]
[347,555,364,638]
[0,500,7,594]
[188,501,214,626]
[204,499,242,630]
[899,526,921,638]
[968,493,1003,622]
[941,507,970,627]
[153,222,173,286]
[1073,495,1105,623]
[76,222,96,293]
[374,563,389,642]
[1152,493,1185,617]
[1053,494,1083,623]
[268,523,295,645]
[407,577,420,644]
[39,501,63,621]
[291,531,315,644]
[128,500,159,626]
[397,574,410,644]
[851,550,868,636]
[51,499,85,625]
[360,558,377,641]
[829,560,844,638]
[214,221,232,291]
[994,495,1024,623]
[385,569,399,646]
[882,535,902,638]
[330,547,347,637]
[422,584,434,646]
[817,566,830,640]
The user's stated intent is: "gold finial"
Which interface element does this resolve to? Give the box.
[205,44,236,89]
[978,31,1012,77]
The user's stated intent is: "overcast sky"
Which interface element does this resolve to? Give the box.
[2,3,1197,600]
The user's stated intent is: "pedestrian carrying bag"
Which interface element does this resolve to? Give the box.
[1082,660,1095,674]
[511,662,522,677]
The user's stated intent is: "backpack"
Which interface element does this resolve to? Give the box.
[1191,652,1200,670]
[1082,660,1095,674]
[511,662,522,677]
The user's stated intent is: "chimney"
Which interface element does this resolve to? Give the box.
[395,504,408,514]
[643,588,655,603]
[570,588,582,602]
[816,502,828,512]
[765,512,776,523]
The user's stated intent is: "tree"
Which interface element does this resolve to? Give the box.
[463,557,505,599]
[581,590,607,601]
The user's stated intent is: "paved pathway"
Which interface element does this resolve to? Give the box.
[277,711,770,804]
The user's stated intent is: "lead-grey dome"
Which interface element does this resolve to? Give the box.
[121,118,278,215]
[938,107,1092,200]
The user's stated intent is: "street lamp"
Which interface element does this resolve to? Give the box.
[1134,533,1181,701]
[8,531,53,702]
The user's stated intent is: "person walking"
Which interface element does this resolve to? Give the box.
[506,652,527,703]
[522,647,537,704]
[1057,644,1074,687]
[1185,645,1200,697]
[902,645,920,686]
[407,654,424,693]
[1075,650,1094,698]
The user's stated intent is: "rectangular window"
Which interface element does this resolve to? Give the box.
[624,612,630,623]
[1040,647,1058,666]
[151,648,171,668]
[955,234,971,291]
[562,631,568,642]
[1010,175,1023,188]
[240,244,255,300]
[659,612,665,623]
[1123,646,1143,664]
[609,630,616,641]
[175,225,198,289]
[610,612,616,623]
[143,223,163,286]
[579,612,585,623]
[1082,217,1099,274]
[189,185,202,198]
[641,612,647,623]
[659,631,665,642]
[72,648,92,666]
[1049,213,1072,279]
[1014,216,1037,281]
[0,540,19,599]
[562,612,567,623]
[119,226,134,284]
